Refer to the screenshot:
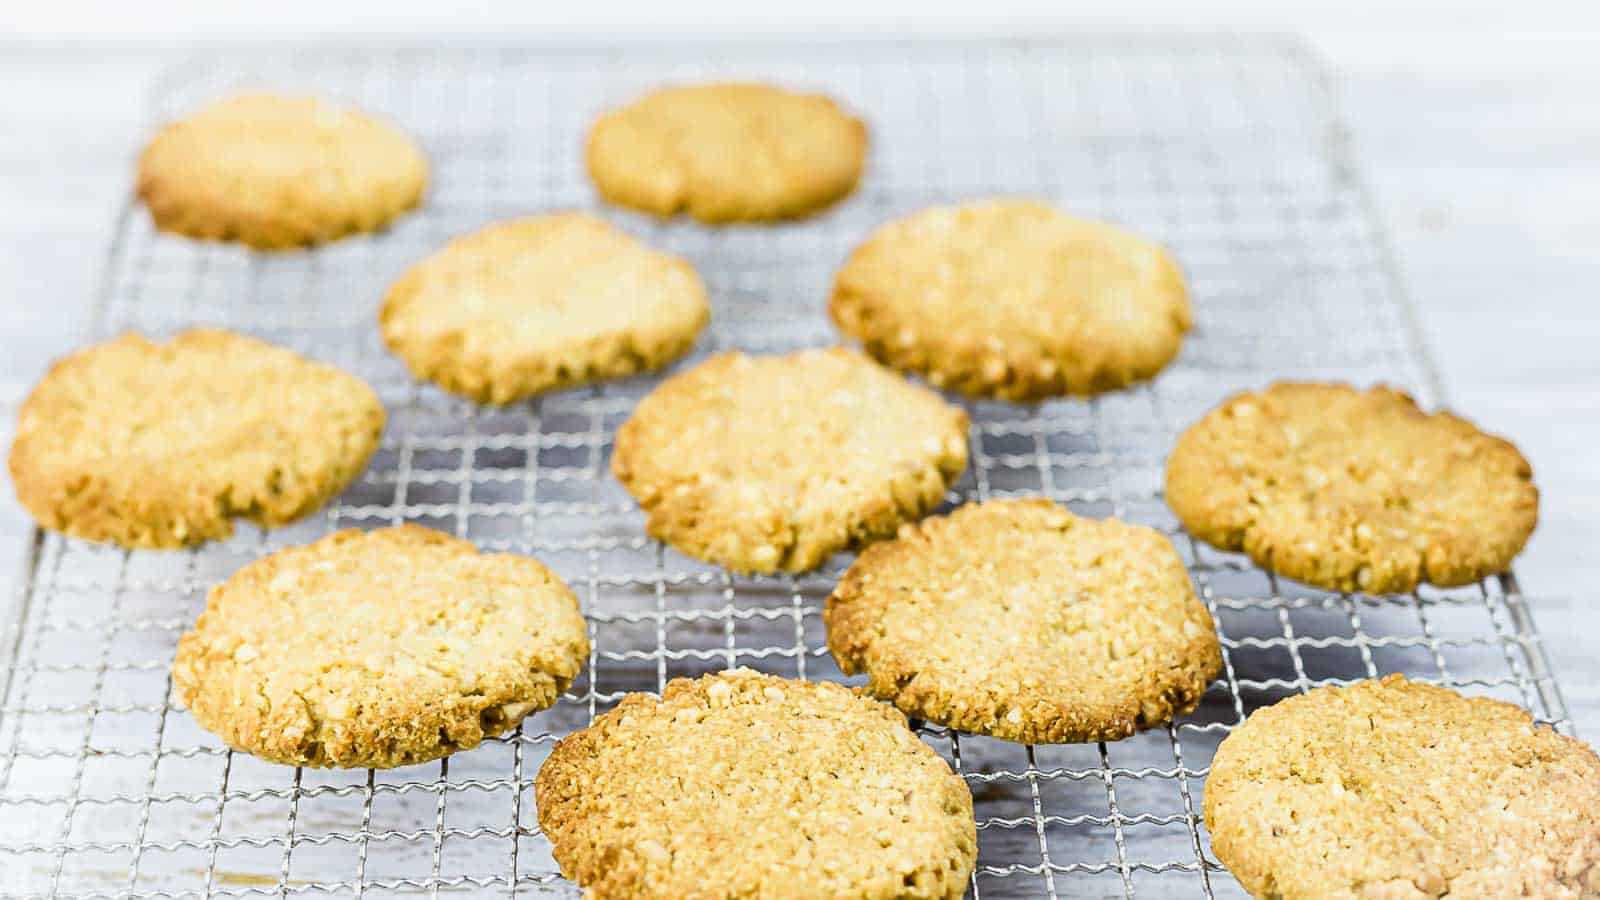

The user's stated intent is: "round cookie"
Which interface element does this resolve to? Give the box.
[611,348,969,574]
[380,213,710,404]
[9,329,384,549]
[173,525,589,768]
[1165,382,1538,594]
[830,198,1191,401]
[137,93,428,250]
[1205,675,1600,898]
[586,82,868,223]
[535,669,976,899]
[827,498,1220,743]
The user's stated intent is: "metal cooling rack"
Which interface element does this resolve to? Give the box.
[0,35,1573,900]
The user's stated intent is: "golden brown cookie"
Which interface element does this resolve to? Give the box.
[830,198,1191,401]
[9,329,384,549]
[380,213,710,404]
[137,93,428,250]
[827,498,1220,743]
[1205,675,1600,899]
[611,348,969,574]
[586,82,868,223]
[535,669,976,899]
[173,525,588,768]
[1164,382,1538,594]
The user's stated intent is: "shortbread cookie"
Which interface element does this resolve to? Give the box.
[173,526,588,768]
[9,330,384,549]
[587,83,868,223]
[536,669,976,899]
[611,348,968,573]
[1165,382,1538,594]
[827,498,1219,743]
[381,213,710,404]
[1205,675,1600,899]
[137,93,427,249]
[830,198,1191,401]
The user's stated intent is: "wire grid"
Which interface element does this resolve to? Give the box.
[0,36,1574,900]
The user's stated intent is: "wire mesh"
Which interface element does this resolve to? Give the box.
[0,36,1573,899]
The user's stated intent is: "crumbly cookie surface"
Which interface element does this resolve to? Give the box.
[586,82,867,223]
[1205,675,1600,899]
[611,348,969,573]
[1164,382,1537,593]
[381,213,710,404]
[173,525,588,768]
[137,93,428,249]
[535,669,976,899]
[9,329,384,549]
[830,198,1191,401]
[827,498,1219,743]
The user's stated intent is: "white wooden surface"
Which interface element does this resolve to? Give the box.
[1,30,1595,738]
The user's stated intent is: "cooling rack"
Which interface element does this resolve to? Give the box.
[0,35,1573,900]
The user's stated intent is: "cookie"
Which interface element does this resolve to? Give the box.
[380,213,710,404]
[827,498,1220,743]
[830,198,1191,401]
[1164,382,1538,594]
[9,329,384,549]
[611,348,969,574]
[586,82,868,223]
[535,669,976,899]
[172,525,588,768]
[1205,675,1600,898]
[137,93,427,249]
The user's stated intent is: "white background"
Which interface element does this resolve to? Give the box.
[3,3,1597,730]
